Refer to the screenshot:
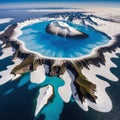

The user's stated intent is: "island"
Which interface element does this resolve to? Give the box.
[0,8,120,117]
[46,21,88,38]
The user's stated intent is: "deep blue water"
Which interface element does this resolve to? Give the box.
[19,20,109,58]
[0,9,120,120]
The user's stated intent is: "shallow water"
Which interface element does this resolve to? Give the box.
[38,76,64,120]
[17,74,65,120]
[0,9,120,120]
[19,20,109,58]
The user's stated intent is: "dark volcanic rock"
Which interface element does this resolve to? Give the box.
[1,16,120,105]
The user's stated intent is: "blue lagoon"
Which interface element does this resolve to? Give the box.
[0,5,120,120]
[19,20,109,58]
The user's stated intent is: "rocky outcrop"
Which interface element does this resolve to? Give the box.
[73,62,97,103]
[0,18,120,104]
[46,21,88,38]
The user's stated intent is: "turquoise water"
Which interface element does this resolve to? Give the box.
[18,73,65,120]
[39,76,64,120]
[0,10,120,120]
[19,20,110,58]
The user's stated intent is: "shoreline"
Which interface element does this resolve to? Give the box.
[8,17,118,61]
[0,8,120,114]
[0,47,22,85]
[1,7,119,63]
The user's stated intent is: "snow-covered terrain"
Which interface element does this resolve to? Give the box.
[46,21,88,38]
[35,85,53,116]
[0,18,14,24]
[0,7,120,118]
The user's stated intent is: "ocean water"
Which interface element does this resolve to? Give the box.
[0,9,120,120]
[19,20,109,58]
[17,73,64,120]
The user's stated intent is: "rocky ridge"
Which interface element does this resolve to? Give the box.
[0,12,120,103]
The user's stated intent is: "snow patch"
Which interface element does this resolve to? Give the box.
[0,18,14,24]
[30,65,46,84]
[59,69,74,103]
[35,85,53,116]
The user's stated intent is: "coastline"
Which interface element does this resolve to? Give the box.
[0,47,22,85]
[3,13,120,62]
[0,7,120,115]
